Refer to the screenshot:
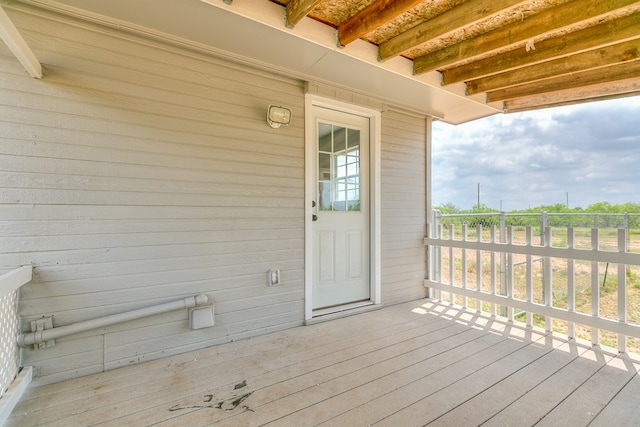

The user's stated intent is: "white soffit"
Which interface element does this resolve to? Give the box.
[17,0,502,124]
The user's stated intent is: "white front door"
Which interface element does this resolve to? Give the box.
[311,105,370,309]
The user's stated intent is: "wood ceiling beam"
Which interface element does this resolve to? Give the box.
[467,39,640,95]
[286,0,322,28]
[504,81,640,113]
[338,0,423,47]
[442,10,640,85]
[413,0,640,75]
[487,60,640,102]
[378,0,527,61]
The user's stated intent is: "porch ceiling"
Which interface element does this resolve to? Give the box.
[280,0,640,114]
[11,0,640,123]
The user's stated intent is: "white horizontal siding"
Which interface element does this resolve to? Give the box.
[1,6,305,384]
[1,3,431,385]
[380,109,427,305]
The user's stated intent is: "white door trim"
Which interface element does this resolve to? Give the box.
[304,94,381,321]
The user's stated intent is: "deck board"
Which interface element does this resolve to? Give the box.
[482,345,615,426]
[590,362,640,426]
[216,328,499,427]
[373,333,552,427]
[269,329,496,426]
[535,354,639,426]
[7,299,640,426]
[427,339,584,426]
[12,302,417,423]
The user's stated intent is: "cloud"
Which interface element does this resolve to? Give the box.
[432,96,640,210]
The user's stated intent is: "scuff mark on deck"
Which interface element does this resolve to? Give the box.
[168,380,253,413]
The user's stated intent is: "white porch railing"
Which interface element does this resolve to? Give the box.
[424,213,640,353]
[0,266,31,400]
[0,266,33,427]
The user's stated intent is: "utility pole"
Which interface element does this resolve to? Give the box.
[566,192,569,208]
[477,182,481,210]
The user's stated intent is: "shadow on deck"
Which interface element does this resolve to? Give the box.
[8,299,640,426]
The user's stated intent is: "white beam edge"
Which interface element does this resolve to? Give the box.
[0,5,42,78]
[0,366,33,425]
[0,265,33,298]
[199,0,502,121]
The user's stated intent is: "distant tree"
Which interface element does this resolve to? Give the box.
[435,201,640,215]
[585,202,640,213]
[585,201,613,213]
[511,203,587,214]
[467,203,498,214]
[435,202,460,214]
[618,202,640,213]
[536,203,572,213]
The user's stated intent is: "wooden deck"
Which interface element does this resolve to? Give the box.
[7,299,640,426]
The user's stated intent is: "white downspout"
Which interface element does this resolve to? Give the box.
[17,294,208,348]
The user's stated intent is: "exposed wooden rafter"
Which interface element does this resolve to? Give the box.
[338,0,423,46]
[441,11,640,85]
[488,60,640,102]
[285,0,321,28]
[413,0,638,75]
[265,0,640,114]
[504,81,640,112]
[467,39,640,95]
[378,0,527,61]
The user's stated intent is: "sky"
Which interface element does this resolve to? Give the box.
[431,96,640,211]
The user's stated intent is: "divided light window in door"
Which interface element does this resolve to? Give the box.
[318,122,361,212]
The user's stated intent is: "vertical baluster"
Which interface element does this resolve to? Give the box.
[506,225,514,321]
[462,223,468,309]
[499,216,507,317]
[567,227,575,339]
[591,228,600,345]
[490,225,497,316]
[449,224,455,303]
[526,226,533,327]
[476,224,483,312]
[432,213,442,301]
[543,227,553,332]
[618,228,627,352]
[436,223,444,285]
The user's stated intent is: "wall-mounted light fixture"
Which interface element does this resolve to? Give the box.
[267,105,292,128]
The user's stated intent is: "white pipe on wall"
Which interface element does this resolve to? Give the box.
[17,294,208,348]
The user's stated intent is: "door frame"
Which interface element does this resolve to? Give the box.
[304,94,381,321]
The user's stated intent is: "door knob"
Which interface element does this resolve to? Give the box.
[312,214,318,221]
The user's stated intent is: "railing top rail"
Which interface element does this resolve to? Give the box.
[438,211,640,218]
[436,213,502,218]
[424,235,640,265]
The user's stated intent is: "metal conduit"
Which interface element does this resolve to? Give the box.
[17,294,208,348]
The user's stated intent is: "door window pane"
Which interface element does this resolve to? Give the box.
[318,122,361,211]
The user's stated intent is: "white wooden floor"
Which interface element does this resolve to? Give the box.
[8,299,640,426]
